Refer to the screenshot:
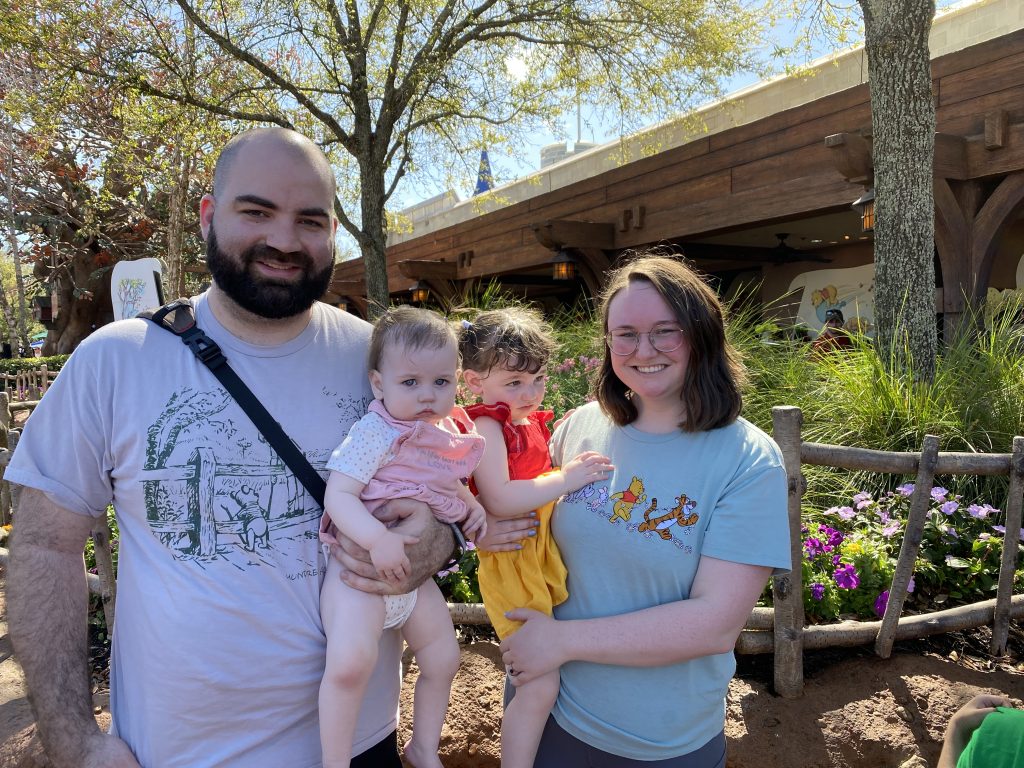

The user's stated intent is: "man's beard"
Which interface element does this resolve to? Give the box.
[206,224,335,319]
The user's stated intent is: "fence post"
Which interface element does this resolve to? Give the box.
[7,430,19,517]
[0,391,9,450]
[91,519,117,635]
[875,434,940,658]
[772,405,805,698]
[991,436,1024,656]
[39,365,48,396]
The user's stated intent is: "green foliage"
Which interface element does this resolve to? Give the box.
[0,355,68,376]
[83,507,119,645]
[784,485,1022,623]
[436,546,482,604]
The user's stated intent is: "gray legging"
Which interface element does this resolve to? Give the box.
[533,716,726,768]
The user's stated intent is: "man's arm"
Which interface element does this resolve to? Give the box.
[331,498,456,595]
[7,488,139,768]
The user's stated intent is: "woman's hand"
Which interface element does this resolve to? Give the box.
[473,512,539,552]
[499,608,569,685]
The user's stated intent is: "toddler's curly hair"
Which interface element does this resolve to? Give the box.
[458,306,556,375]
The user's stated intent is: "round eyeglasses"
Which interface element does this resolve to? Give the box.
[606,327,685,356]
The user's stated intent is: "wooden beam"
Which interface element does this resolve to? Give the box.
[397,259,458,280]
[329,279,365,295]
[934,133,968,180]
[986,110,1009,150]
[824,132,873,184]
[531,219,615,250]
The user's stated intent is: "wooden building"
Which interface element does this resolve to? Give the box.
[328,0,1024,337]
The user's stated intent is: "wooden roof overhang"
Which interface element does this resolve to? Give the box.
[330,27,1024,318]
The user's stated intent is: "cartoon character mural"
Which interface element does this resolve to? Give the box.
[787,264,876,336]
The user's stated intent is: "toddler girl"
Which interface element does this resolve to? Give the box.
[319,306,486,768]
[459,307,612,768]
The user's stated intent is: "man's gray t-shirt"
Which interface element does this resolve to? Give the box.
[7,294,398,767]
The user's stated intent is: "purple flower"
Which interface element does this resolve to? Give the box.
[837,506,856,520]
[875,508,891,524]
[853,491,873,509]
[968,504,988,518]
[800,524,809,534]
[882,522,900,538]
[825,506,841,516]
[979,532,992,541]
[944,525,959,540]
[896,483,915,497]
[930,486,949,502]
[907,576,915,593]
[804,537,826,559]
[833,563,860,589]
[940,500,959,515]
[827,529,844,548]
[810,582,825,601]
[832,553,842,565]
[993,525,1007,535]
[874,590,889,617]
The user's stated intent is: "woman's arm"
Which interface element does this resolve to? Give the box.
[500,555,771,683]
[472,416,611,517]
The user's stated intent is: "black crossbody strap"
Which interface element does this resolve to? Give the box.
[141,299,327,509]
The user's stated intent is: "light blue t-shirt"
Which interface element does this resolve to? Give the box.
[549,402,791,761]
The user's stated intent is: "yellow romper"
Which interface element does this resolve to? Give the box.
[467,403,568,640]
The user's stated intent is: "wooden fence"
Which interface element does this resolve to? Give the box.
[0,366,57,401]
[0,402,1022,698]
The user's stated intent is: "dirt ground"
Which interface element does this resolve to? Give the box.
[2,571,1023,767]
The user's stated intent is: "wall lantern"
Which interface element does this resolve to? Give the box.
[852,188,875,232]
[410,281,430,303]
[551,250,577,281]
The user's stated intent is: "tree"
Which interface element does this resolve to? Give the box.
[31,0,775,316]
[857,0,937,381]
[0,8,227,351]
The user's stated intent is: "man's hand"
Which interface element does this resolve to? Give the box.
[332,498,455,594]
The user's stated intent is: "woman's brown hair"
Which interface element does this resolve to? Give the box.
[595,251,746,432]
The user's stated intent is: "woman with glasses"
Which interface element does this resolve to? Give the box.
[495,252,791,767]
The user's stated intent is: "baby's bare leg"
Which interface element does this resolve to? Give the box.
[320,557,386,768]
[400,580,460,768]
[501,669,560,768]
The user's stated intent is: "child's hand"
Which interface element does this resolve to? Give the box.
[462,501,488,542]
[368,530,417,583]
[560,451,614,493]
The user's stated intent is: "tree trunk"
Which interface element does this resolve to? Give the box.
[359,162,390,320]
[165,144,192,299]
[859,0,937,381]
[3,126,28,355]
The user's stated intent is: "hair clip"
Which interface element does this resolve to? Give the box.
[460,319,473,330]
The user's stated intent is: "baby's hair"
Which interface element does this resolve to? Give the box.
[459,306,556,375]
[368,306,460,371]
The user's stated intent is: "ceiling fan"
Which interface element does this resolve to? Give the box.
[769,233,831,264]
